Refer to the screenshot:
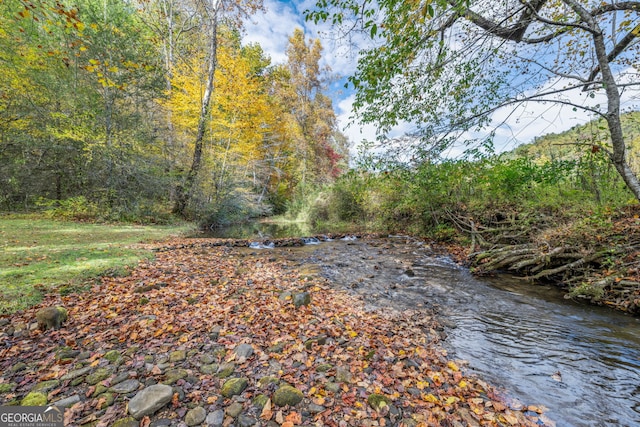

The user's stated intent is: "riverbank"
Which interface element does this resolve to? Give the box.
[461,205,640,314]
[0,216,193,314]
[0,237,551,427]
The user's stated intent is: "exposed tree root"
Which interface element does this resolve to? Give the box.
[452,209,640,315]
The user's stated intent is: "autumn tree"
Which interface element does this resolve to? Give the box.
[162,0,264,217]
[306,0,640,199]
[272,28,348,194]
[0,0,168,216]
[165,27,279,221]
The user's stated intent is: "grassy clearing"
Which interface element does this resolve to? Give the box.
[0,215,194,314]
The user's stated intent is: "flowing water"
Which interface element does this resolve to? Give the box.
[203,224,640,426]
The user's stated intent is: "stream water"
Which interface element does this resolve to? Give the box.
[202,225,640,426]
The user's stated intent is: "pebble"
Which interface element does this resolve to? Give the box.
[110,379,141,394]
[205,410,224,427]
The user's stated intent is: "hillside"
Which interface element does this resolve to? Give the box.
[511,111,640,165]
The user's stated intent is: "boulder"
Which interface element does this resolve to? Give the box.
[220,378,248,398]
[273,385,303,407]
[128,384,173,419]
[184,406,206,426]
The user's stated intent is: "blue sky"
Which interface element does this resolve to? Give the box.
[243,0,640,158]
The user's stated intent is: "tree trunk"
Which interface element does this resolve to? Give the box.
[173,0,220,216]
[564,0,640,201]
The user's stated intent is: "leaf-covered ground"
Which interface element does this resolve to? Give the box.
[0,238,553,426]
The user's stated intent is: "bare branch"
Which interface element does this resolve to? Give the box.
[585,23,640,86]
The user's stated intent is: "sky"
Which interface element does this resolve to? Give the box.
[242,0,640,159]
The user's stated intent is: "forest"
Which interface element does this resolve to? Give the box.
[0,0,348,225]
[3,1,640,426]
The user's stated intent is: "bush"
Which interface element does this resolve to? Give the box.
[37,196,100,221]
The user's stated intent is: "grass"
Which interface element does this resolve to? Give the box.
[0,215,194,314]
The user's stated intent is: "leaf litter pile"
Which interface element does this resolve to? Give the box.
[0,238,553,427]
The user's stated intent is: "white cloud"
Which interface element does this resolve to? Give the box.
[242,0,304,64]
[244,2,640,162]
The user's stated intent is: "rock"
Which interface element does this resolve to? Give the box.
[124,346,140,357]
[184,406,207,426]
[70,378,84,387]
[92,384,109,397]
[55,347,80,360]
[212,346,226,358]
[336,366,352,383]
[0,318,9,326]
[128,384,174,420]
[252,394,269,409]
[273,385,303,407]
[150,419,171,427]
[206,410,224,427]
[21,392,47,406]
[86,368,111,385]
[367,393,391,411]
[305,336,327,349]
[237,414,257,426]
[111,372,131,385]
[31,380,60,393]
[0,383,17,393]
[210,325,222,341]
[316,363,333,373]
[200,354,215,364]
[200,363,219,375]
[61,366,92,381]
[278,291,292,301]
[325,382,341,393]
[307,403,325,414]
[113,417,139,427]
[10,362,27,373]
[53,394,81,408]
[234,343,254,359]
[110,379,140,394]
[169,350,186,362]
[77,351,92,360]
[220,378,248,398]
[258,376,279,388]
[36,306,67,330]
[225,402,243,418]
[163,368,188,385]
[293,292,311,308]
[216,363,234,378]
[104,350,122,364]
[267,342,284,353]
[97,392,115,409]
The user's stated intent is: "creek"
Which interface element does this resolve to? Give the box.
[202,224,640,426]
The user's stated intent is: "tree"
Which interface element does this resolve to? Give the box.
[167,0,264,217]
[274,28,348,188]
[306,0,640,200]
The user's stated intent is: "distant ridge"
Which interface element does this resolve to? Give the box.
[510,111,640,165]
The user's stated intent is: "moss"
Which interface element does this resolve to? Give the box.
[273,385,303,407]
[220,378,248,398]
[86,368,111,385]
[0,383,16,393]
[367,393,391,411]
[21,392,48,406]
[112,417,139,427]
[252,394,269,409]
[104,350,122,363]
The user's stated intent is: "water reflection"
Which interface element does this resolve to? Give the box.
[196,221,315,239]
